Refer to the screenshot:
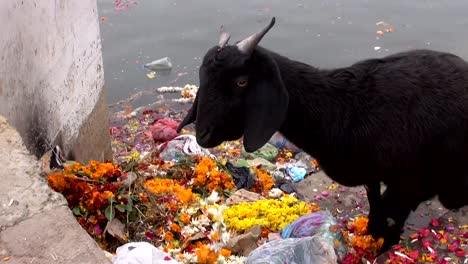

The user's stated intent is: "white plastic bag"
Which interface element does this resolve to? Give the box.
[245,236,337,264]
[112,242,178,264]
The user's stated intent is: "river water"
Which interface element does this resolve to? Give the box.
[97,0,468,110]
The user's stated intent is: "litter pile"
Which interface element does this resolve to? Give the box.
[46,84,466,263]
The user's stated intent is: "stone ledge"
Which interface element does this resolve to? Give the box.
[0,115,110,263]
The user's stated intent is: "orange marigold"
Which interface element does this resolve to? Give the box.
[194,157,235,193]
[164,232,175,242]
[145,178,194,204]
[170,223,181,232]
[180,214,191,225]
[352,235,384,252]
[220,248,231,258]
[47,173,69,192]
[196,244,219,264]
[350,216,368,235]
[194,157,217,186]
[251,168,274,195]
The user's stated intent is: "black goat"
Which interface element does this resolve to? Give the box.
[176,17,468,252]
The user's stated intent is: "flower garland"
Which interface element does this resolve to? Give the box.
[222,195,314,232]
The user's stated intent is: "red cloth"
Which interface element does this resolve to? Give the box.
[150,118,180,142]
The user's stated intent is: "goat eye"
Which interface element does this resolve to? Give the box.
[236,77,248,87]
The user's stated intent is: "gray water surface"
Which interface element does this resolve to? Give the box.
[97,0,468,109]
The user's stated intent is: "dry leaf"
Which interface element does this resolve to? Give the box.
[105,218,127,243]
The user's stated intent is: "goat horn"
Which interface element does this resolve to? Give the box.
[218,25,231,48]
[237,17,276,55]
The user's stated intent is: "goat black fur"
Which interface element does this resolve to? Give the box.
[177,18,468,253]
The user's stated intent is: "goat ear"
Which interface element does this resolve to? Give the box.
[176,95,198,133]
[243,56,289,152]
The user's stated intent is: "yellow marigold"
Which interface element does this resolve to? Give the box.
[419,253,435,262]
[251,168,274,196]
[145,178,194,204]
[223,196,311,232]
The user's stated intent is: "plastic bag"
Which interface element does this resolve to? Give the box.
[280,210,347,260]
[144,57,173,71]
[245,236,337,264]
[241,143,278,161]
[159,135,211,161]
[112,242,178,264]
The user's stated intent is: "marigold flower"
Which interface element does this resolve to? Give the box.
[164,232,175,242]
[170,223,182,232]
[350,216,369,235]
[220,248,231,257]
[193,157,235,194]
[223,197,311,232]
[145,178,194,204]
[195,244,219,264]
[251,168,274,196]
[179,214,191,225]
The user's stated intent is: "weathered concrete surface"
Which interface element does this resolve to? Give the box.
[0,115,111,263]
[0,0,112,163]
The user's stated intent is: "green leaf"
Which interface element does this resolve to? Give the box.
[126,197,133,212]
[115,204,127,212]
[77,171,89,177]
[72,207,82,216]
[105,205,115,221]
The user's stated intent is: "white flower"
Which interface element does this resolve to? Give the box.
[221,231,231,244]
[207,190,221,204]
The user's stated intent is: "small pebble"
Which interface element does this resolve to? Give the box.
[322,191,329,197]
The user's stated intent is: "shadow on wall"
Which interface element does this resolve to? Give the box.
[0,0,112,164]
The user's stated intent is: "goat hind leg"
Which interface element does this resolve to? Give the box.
[365,181,386,240]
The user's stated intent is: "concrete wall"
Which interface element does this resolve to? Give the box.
[0,0,112,163]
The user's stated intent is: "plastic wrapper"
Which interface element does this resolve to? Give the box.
[245,236,337,264]
[113,242,178,264]
[280,210,347,260]
[158,135,211,161]
[144,57,173,71]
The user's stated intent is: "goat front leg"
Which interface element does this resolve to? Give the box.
[365,181,386,241]
[378,186,413,253]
